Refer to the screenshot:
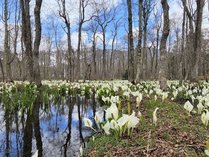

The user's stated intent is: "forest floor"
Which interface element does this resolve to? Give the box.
[85,99,209,157]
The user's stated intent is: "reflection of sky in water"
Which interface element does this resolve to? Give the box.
[0,97,104,157]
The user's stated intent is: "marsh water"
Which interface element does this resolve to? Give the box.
[0,96,103,157]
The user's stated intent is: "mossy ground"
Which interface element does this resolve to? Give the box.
[85,99,209,157]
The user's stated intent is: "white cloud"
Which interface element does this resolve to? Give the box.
[40,0,122,27]
[61,31,90,49]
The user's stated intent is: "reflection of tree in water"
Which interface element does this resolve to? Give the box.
[23,96,43,157]
[23,109,33,157]
[33,99,43,157]
[2,94,101,157]
[5,108,11,157]
[14,110,21,157]
[78,96,84,143]
[4,105,22,157]
[61,96,75,157]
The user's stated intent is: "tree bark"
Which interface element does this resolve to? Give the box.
[33,0,42,86]
[127,0,135,81]
[4,0,12,81]
[135,0,143,82]
[191,0,205,81]
[20,0,34,83]
[58,0,73,82]
[159,0,170,90]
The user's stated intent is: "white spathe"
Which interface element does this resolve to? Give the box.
[127,112,139,129]
[103,121,111,135]
[136,93,143,108]
[201,110,209,126]
[32,150,38,157]
[153,107,159,126]
[84,117,93,128]
[197,103,204,114]
[184,101,193,114]
[106,103,118,120]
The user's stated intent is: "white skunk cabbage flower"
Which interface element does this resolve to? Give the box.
[153,107,159,126]
[32,150,38,157]
[162,92,168,101]
[205,141,209,156]
[106,103,118,120]
[94,112,102,128]
[205,149,209,156]
[191,95,195,104]
[103,121,111,135]
[197,103,204,114]
[92,136,95,142]
[201,110,209,127]
[123,91,130,97]
[137,111,142,118]
[111,96,119,104]
[154,95,157,101]
[136,93,143,108]
[206,101,209,107]
[79,145,83,156]
[84,118,93,128]
[117,114,129,128]
[110,119,119,130]
[172,90,178,98]
[127,112,139,129]
[184,101,193,115]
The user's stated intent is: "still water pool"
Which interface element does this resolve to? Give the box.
[0,96,103,157]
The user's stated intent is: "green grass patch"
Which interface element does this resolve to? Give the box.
[86,99,208,157]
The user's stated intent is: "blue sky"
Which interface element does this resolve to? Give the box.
[0,0,209,51]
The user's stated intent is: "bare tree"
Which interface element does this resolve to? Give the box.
[3,0,12,81]
[77,0,92,80]
[127,0,135,81]
[135,0,143,82]
[191,0,205,81]
[20,0,42,85]
[93,1,115,79]
[87,20,98,79]
[153,9,162,79]
[58,0,73,81]
[33,0,42,85]
[142,0,155,79]
[20,0,34,82]
[110,18,121,79]
[159,0,170,90]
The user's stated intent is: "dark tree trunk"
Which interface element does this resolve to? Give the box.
[20,0,34,83]
[33,0,43,86]
[127,0,135,81]
[135,0,143,82]
[191,0,204,81]
[159,0,170,90]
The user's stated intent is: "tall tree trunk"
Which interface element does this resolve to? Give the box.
[77,1,82,79]
[191,0,204,81]
[159,0,170,90]
[180,9,186,83]
[92,31,97,79]
[155,27,160,78]
[58,0,73,82]
[142,23,148,79]
[110,32,117,79]
[20,0,34,82]
[102,28,106,79]
[182,0,194,80]
[127,0,135,81]
[4,0,12,81]
[33,0,42,86]
[135,0,143,82]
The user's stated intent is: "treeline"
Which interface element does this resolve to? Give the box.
[0,0,208,88]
